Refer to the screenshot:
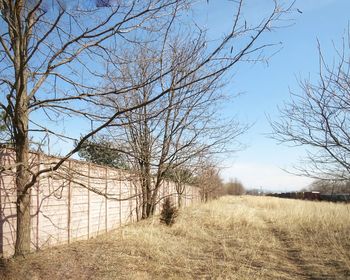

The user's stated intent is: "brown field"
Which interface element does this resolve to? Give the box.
[1,196,349,280]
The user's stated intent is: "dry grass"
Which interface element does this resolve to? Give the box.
[1,196,349,280]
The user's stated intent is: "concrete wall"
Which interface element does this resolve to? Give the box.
[0,149,200,258]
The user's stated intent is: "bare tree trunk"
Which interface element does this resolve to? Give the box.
[146,179,155,217]
[133,183,141,221]
[178,193,182,208]
[14,75,31,255]
[141,179,148,219]
[140,173,153,219]
[15,139,31,256]
[149,179,162,215]
[12,9,31,252]
[145,186,153,217]
[175,182,185,208]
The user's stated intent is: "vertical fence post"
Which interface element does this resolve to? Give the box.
[105,166,108,233]
[67,160,71,244]
[119,173,122,227]
[184,185,186,207]
[191,185,194,204]
[87,163,90,239]
[36,153,41,250]
[159,181,164,213]
[129,180,132,222]
[167,180,170,199]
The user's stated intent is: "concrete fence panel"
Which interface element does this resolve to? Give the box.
[0,149,200,258]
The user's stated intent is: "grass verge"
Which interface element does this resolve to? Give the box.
[1,196,349,279]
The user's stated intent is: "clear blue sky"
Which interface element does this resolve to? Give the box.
[193,0,350,191]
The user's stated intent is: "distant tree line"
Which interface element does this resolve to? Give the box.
[223,179,245,196]
[306,180,350,195]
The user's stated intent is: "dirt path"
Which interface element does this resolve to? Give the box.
[261,215,333,280]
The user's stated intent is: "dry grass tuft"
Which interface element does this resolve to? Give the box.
[1,196,349,279]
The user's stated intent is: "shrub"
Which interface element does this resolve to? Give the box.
[160,197,178,226]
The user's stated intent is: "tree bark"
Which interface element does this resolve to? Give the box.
[140,162,152,219]
[12,4,31,253]
[178,193,183,208]
[14,76,31,256]
[15,139,31,256]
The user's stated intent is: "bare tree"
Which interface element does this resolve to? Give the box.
[164,166,194,208]
[0,0,293,255]
[271,30,350,181]
[99,0,295,217]
[308,179,350,195]
[0,0,190,255]
[102,36,250,218]
[195,161,224,202]
[224,178,245,195]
